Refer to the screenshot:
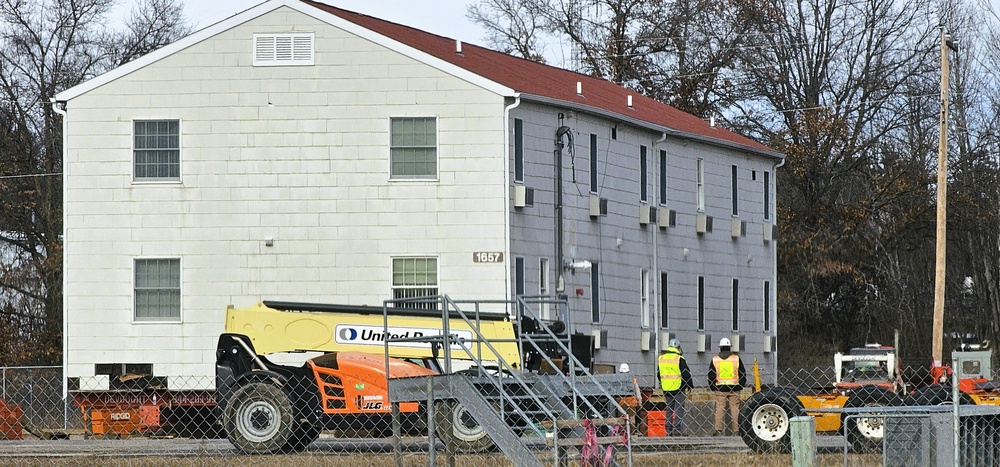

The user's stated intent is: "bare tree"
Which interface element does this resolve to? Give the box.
[467,0,750,116]
[0,0,191,365]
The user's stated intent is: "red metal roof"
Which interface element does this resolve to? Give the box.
[302,0,777,156]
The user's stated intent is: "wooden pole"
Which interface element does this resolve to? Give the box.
[932,28,953,367]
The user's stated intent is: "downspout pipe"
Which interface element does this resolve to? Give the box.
[50,98,68,409]
[554,124,573,297]
[503,94,521,362]
[503,94,521,303]
[770,156,785,382]
[652,132,666,355]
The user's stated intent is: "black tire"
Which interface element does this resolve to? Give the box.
[842,386,902,453]
[224,382,295,454]
[904,384,976,406]
[434,400,494,453]
[281,423,320,453]
[738,389,804,453]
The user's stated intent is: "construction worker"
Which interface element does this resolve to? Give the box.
[657,338,693,436]
[708,337,746,436]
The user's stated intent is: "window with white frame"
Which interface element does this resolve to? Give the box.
[134,258,180,321]
[390,117,437,179]
[732,278,740,331]
[763,280,771,332]
[696,158,705,211]
[134,120,180,180]
[514,118,524,183]
[253,33,314,66]
[764,171,771,221]
[591,262,600,323]
[640,269,650,328]
[590,134,598,194]
[539,258,550,320]
[731,164,739,216]
[391,257,438,308]
[659,149,668,206]
[697,275,705,331]
[660,272,668,329]
[640,146,648,203]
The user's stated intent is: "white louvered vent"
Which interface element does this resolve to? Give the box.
[254,33,314,66]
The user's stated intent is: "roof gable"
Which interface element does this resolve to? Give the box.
[55,0,777,157]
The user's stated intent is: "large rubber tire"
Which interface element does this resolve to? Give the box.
[434,400,494,453]
[224,382,295,454]
[842,386,902,453]
[904,384,976,406]
[281,423,321,453]
[738,389,804,453]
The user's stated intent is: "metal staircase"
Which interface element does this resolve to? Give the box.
[386,295,634,466]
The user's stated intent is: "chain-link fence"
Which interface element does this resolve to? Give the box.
[2,363,1000,466]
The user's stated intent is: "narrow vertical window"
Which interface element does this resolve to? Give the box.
[514,118,524,183]
[732,278,740,331]
[590,134,598,194]
[640,269,650,328]
[539,258,550,320]
[764,171,771,221]
[731,165,739,216]
[660,272,669,329]
[659,149,667,206]
[696,158,705,211]
[515,256,525,297]
[763,281,771,332]
[697,276,705,331]
[640,145,648,203]
[591,262,600,323]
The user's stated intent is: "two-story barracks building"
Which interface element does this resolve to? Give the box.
[55,0,783,395]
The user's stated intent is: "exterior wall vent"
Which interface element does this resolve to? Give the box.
[253,33,315,66]
[696,213,708,234]
[513,185,533,208]
[660,331,675,351]
[639,205,657,225]
[730,334,742,352]
[731,219,746,238]
[697,333,712,353]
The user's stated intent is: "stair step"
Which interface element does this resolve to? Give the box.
[546,435,629,447]
[539,417,628,429]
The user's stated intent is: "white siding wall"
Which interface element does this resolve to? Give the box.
[63,7,509,384]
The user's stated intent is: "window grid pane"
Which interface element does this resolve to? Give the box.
[390,117,437,178]
[392,257,438,309]
[135,259,180,320]
[134,120,180,180]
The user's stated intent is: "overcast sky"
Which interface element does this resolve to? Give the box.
[109,0,580,67]
[114,0,486,44]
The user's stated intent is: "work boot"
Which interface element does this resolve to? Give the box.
[712,430,723,437]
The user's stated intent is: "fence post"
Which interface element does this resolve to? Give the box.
[790,416,816,467]
[953,357,960,467]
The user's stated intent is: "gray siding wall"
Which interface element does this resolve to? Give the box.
[508,101,778,388]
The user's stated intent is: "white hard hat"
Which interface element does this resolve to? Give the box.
[618,363,630,373]
[719,337,732,347]
[668,338,681,348]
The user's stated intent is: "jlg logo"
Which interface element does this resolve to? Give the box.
[362,402,383,410]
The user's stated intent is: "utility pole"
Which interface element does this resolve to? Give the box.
[932,29,958,367]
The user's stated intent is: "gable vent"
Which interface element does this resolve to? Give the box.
[254,33,314,66]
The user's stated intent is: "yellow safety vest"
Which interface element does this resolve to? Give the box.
[713,355,740,386]
[658,349,682,391]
